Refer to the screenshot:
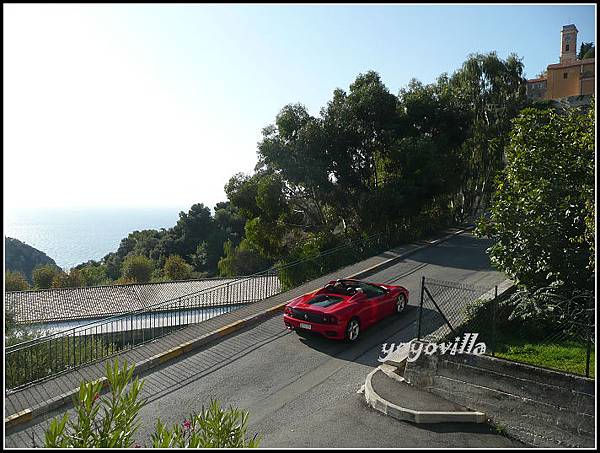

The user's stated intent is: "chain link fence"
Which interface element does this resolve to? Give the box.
[416,277,595,377]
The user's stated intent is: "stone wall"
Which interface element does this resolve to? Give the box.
[403,342,595,448]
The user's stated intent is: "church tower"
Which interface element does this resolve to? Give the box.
[560,24,578,63]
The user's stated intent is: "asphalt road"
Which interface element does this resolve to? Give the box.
[5,232,524,448]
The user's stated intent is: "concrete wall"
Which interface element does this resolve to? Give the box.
[404,342,595,448]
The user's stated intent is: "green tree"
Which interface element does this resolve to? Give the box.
[320,71,400,232]
[213,201,247,247]
[102,252,123,280]
[78,263,110,287]
[32,264,62,289]
[116,229,166,263]
[5,270,30,291]
[450,51,527,220]
[52,268,84,288]
[217,240,269,277]
[121,255,154,284]
[578,42,594,59]
[163,255,193,281]
[477,101,594,294]
[393,76,469,224]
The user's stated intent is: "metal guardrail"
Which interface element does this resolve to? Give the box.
[6,232,385,391]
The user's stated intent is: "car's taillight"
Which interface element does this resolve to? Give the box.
[322,315,338,325]
[284,306,293,315]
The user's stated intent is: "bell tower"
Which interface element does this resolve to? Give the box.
[560,24,578,63]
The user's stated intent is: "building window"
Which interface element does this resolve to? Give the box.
[563,72,568,79]
[565,44,570,51]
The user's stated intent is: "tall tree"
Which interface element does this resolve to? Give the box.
[321,71,400,232]
[477,102,594,294]
[450,52,527,220]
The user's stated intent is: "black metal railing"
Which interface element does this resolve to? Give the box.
[6,232,387,391]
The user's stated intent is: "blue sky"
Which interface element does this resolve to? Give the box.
[3,4,596,212]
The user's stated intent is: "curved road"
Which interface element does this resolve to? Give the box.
[5,232,523,448]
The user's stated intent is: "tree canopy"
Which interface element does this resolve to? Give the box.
[477,100,594,294]
[578,42,595,60]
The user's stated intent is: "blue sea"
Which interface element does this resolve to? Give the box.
[5,207,187,270]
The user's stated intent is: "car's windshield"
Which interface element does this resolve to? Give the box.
[338,281,386,298]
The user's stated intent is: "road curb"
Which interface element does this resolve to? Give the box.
[364,366,487,424]
[5,225,473,430]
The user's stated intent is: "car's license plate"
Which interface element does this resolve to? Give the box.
[299,323,312,330]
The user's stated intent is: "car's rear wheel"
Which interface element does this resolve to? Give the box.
[396,293,407,314]
[345,318,361,342]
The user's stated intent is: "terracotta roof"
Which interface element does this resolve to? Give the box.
[527,77,547,83]
[6,276,281,324]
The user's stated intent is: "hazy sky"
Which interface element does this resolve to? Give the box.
[3,3,596,212]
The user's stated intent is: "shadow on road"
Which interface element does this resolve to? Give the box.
[294,305,447,368]
[412,234,496,272]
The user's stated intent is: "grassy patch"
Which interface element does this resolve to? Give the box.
[494,336,595,377]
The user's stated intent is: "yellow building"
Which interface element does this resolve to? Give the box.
[526,24,595,101]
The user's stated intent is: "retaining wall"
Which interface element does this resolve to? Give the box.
[404,342,595,448]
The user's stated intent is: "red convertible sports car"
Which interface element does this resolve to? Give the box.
[283,278,409,342]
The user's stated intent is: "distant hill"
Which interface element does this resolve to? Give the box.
[5,237,59,282]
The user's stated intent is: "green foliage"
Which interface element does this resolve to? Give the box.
[450,52,527,220]
[44,360,145,448]
[4,309,41,347]
[151,400,261,448]
[52,268,84,288]
[32,264,62,289]
[70,56,533,283]
[163,255,193,281]
[578,41,594,60]
[217,239,269,277]
[494,339,594,376]
[102,253,123,281]
[43,359,260,448]
[121,255,155,284]
[277,233,381,290]
[5,332,115,389]
[5,236,58,282]
[5,270,30,291]
[79,263,111,287]
[476,102,594,294]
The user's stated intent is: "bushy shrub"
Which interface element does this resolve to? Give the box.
[6,333,115,389]
[43,360,261,448]
[476,102,594,295]
[151,400,261,448]
[32,264,62,289]
[121,255,154,283]
[52,268,84,288]
[163,255,194,281]
[44,360,144,448]
[5,270,30,291]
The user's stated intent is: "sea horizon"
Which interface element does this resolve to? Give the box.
[4,205,196,270]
